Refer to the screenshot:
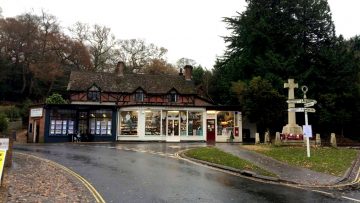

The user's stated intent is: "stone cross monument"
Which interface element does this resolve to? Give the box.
[282,79,303,135]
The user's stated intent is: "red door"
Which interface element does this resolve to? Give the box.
[206,119,216,142]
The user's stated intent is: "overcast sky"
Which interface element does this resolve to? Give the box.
[1,0,360,69]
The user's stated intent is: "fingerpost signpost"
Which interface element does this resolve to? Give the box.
[286,85,316,158]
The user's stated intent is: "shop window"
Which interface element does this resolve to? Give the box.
[49,109,76,136]
[88,85,100,102]
[161,111,167,136]
[135,90,144,102]
[120,111,138,135]
[180,111,187,136]
[217,111,234,136]
[89,110,112,136]
[188,112,203,136]
[145,110,161,135]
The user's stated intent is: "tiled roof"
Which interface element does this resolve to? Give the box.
[67,71,197,94]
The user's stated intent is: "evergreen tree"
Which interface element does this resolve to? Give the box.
[213,0,360,137]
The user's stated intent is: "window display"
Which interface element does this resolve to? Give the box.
[89,110,112,136]
[217,111,234,136]
[180,111,187,136]
[49,109,76,136]
[188,112,203,136]
[162,111,167,136]
[120,111,138,135]
[145,110,161,135]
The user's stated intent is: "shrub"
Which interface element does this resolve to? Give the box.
[0,113,8,133]
[5,106,20,121]
[45,93,67,104]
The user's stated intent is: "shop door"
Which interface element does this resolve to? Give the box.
[78,111,89,141]
[166,118,180,142]
[33,120,40,143]
[206,119,216,142]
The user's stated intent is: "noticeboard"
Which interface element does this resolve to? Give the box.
[30,108,43,117]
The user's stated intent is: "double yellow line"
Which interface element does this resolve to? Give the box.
[16,152,106,203]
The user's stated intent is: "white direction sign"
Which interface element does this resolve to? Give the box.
[304,101,317,107]
[287,99,305,104]
[288,107,316,113]
[287,99,317,105]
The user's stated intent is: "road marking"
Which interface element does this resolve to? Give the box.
[15,152,106,203]
[352,167,360,183]
[342,196,360,202]
[311,190,333,196]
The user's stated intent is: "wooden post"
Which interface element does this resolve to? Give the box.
[315,133,321,147]
[3,133,13,168]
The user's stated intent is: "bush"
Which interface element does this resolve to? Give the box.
[5,106,20,121]
[45,93,67,104]
[0,113,8,133]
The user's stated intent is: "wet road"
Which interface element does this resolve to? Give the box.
[14,143,346,202]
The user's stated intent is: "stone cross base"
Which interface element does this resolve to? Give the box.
[282,124,303,135]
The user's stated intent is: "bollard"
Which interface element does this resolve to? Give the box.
[275,132,281,146]
[315,133,321,147]
[255,133,260,144]
[330,133,337,148]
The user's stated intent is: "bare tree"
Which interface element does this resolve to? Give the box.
[69,22,118,72]
[176,57,197,69]
[117,39,167,73]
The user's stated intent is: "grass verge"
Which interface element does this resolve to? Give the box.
[185,147,276,177]
[242,145,358,177]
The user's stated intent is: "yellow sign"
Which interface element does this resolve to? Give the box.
[0,150,6,182]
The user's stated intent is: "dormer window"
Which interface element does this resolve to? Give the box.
[169,91,177,102]
[87,85,100,102]
[135,90,144,102]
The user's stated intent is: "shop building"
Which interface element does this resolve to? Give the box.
[29,63,243,143]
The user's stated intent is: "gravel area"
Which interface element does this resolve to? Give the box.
[5,153,96,202]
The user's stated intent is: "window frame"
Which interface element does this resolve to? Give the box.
[134,90,144,102]
[169,91,177,103]
[87,85,101,102]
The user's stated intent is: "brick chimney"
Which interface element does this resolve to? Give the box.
[115,61,125,77]
[179,68,183,76]
[184,65,193,81]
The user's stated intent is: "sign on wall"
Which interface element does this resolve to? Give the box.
[0,138,9,150]
[30,108,43,117]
